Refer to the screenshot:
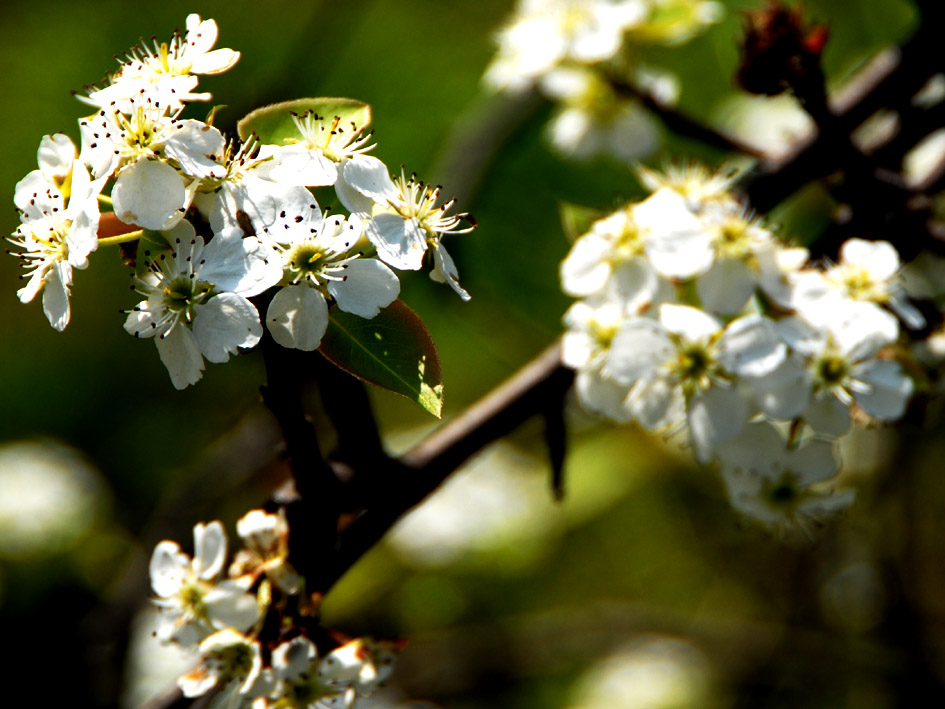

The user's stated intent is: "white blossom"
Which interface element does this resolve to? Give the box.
[149,521,259,646]
[716,422,854,535]
[268,637,347,708]
[560,204,671,312]
[178,628,265,705]
[484,0,649,92]
[264,212,400,351]
[778,306,913,436]
[606,304,786,461]
[258,110,377,189]
[362,171,474,299]
[540,66,660,161]
[231,508,300,595]
[124,225,282,389]
[82,14,239,112]
[792,238,924,330]
[9,160,101,330]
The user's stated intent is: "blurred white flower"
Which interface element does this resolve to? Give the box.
[567,635,716,709]
[717,422,853,534]
[0,441,107,560]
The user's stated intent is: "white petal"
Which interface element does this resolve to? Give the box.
[192,293,263,363]
[697,258,757,315]
[113,160,186,230]
[803,395,851,437]
[788,440,838,484]
[574,369,633,422]
[201,232,282,297]
[192,521,227,580]
[365,213,427,270]
[658,303,721,341]
[626,374,681,430]
[341,155,397,204]
[430,242,470,301]
[716,422,786,475]
[191,47,241,75]
[635,188,714,279]
[149,540,190,597]
[267,144,338,187]
[748,358,812,420]
[560,233,612,297]
[840,238,899,281]
[163,120,226,179]
[267,285,329,351]
[272,637,317,683]
[204,581,260,632]
[605,318,674,385]
[42,261,71,331]
[38,134,77,182]
[718,315,786,378]
[687,387,748,463]
[15,170,61,216]
[328,259,400,317]
[156,325,205,389]
[852,360,914,420]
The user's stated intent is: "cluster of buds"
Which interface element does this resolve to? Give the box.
[8,14,475,389]
[150,510,402,708]
[482,0,724,160]
[561,163,924,534]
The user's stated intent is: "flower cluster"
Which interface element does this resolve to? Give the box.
[483,0,723,160]
[150,510,401,708]
[561,163,922,533]
[9,15,474,389]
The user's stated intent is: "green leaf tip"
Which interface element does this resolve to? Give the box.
[237,97,372,145]
[319,300,444,418]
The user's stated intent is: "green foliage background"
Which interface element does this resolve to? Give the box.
[2,1,944,707]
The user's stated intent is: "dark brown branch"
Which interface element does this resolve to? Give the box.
[325,341,573,589]
[608,77,764,157]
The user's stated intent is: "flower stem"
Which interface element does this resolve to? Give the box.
[98,230,144,246]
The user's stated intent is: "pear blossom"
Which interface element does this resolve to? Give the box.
[149,521,259,646]
[362,170,474,298]
[716,422,854,535]
[178,628,265,705]
[82,14,239,112]
[79,102,227,229]
[696,203,780,314]
[258,110,378,189]
[483,0,649,92]
[540,65,661,161]
[632,187,715,280]
[605,304,786,461]
[79,101,224,182]
[264,211,400,351]
[792,238,924,330]
[124,225,282,389]
[268,637,347,708]
[319,638,402,705]
[778,305,914,436]
[635,162,739,211]
[9,160,101,330]
[563,299,636,421]
[36,133,78,187]
[194,137,318,236]
[560,204,671,312]
[231,508,300,595]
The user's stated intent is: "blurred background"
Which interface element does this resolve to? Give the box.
[3,0,945,706]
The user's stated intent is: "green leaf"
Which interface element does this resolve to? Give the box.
[319,300,444,418]
[237,97,372,146]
